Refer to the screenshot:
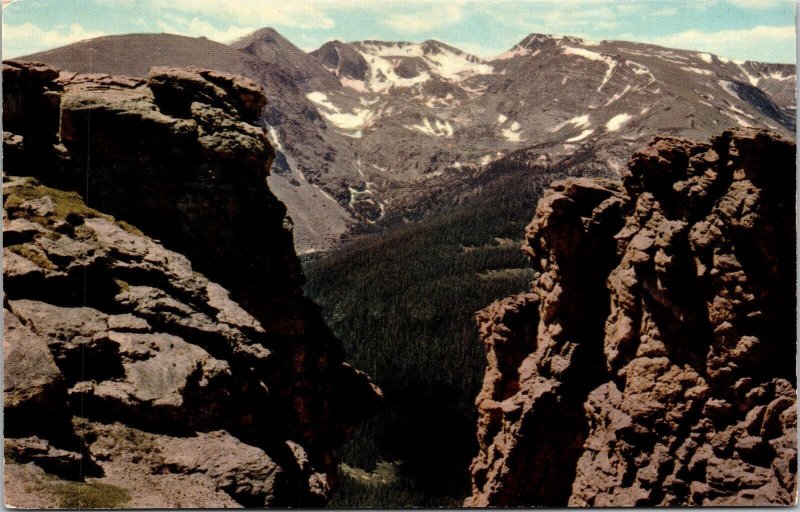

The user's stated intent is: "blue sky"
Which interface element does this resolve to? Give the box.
[2,0,797,63]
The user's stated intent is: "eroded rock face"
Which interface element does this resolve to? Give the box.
[466,128,796,507]
[3,61,379,507]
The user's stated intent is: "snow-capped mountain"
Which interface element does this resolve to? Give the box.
[19,30,796,252]
[313,39,494,93]
[296,32,795,232]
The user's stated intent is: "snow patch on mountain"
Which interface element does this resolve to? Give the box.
[718,80,740,99]
[267,126,285,152]
[479,152,504,166]
[497,114,508,124]
[561,45,609,64]
[604,85,632,107]
[358,41,422,58]
[496,47,540,60]
[681,66,713,76]
[766,71,793,81]
[340,76,368,92]
[620,48,652,58]
[698,52,713,63]
[727,103,755,119]
[405,117,454,137]
[721,109,753,127]
[551,114,591,132]
[562,45,617,91]
[353,41,493,87]
[566,129,594,142]
[606,113,633,131]
[307,91,339,111]
[306,91,374,136]
[425,50,494,80]
[625,61,649,75]
[736,63,760,86]
[501,120,523,142]
[460,84,489,98]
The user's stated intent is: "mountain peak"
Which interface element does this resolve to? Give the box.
[494,33,600,60]
[231,26,292,48]
[230,26,341,89]
[517,33,593,49]
[421,39,465,56]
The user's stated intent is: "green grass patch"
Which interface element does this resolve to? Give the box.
[7,243,55,269]
[38,481,131,509]
[4,176,143,236]
[328,462,462,509]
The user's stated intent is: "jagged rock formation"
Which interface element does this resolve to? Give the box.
[466,128,796,506]
[3,61,380,508]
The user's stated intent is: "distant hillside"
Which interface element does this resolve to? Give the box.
[23,30,796,254]
[24,33,263,77]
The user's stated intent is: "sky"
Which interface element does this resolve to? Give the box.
[1,0,797,63]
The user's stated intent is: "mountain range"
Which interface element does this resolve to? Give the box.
[21,28,796,253]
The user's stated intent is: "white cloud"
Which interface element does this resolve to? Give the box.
[151,0,335,29]
[651,7,680,16]
[383,1,465,32]
[725,0,789,9]
[154,17,255,43]
[648,25,795,61]
[2,22,107,58]
[473,0,623,35]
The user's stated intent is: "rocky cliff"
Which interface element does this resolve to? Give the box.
[466,128,796,506]
[3,61,380,508]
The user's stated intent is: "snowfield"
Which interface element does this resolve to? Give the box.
[606,113,633,131]
[307,91,375,136]
[681,66,714,76]
[551,114,591,132]
[501,121,523,142]
[405,117,455,137]
[350,41,494,92]
[565,129,594,142]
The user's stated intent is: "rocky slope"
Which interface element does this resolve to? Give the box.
[22,31,796,252]
[466,128,796,506]
[22,32,355,253]
[3,61,380,508]
[301,34,796,224]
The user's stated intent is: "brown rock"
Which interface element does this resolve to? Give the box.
[466,128,796,507]
[3,309,69,434]
[155,430,281,507]
[148,66,266,121]
[2,61,380,507]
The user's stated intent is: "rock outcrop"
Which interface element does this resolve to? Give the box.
[3,61,380,508]
[466,128,796,506]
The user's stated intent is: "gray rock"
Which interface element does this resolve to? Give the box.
[3,308,65,416]
[156,430,282,507]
